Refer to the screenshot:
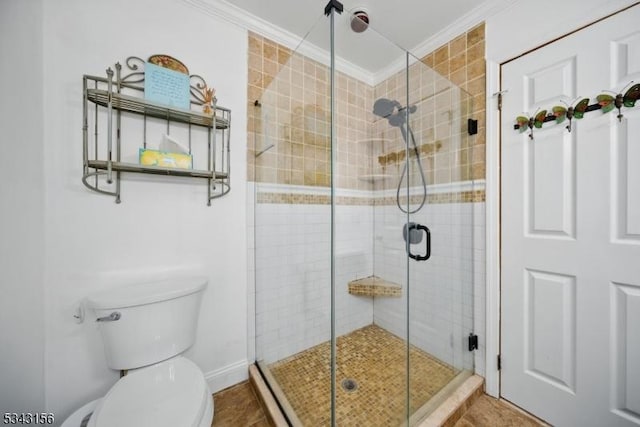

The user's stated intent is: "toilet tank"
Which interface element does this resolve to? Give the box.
[86,277,208,370]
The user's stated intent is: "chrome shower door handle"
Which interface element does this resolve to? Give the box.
[408,224,431,261]
[96,312,121,322]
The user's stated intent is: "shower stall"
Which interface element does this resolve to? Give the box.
[249,3,477,425]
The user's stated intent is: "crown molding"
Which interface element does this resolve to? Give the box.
[183,0,516,87]
[181,0,374,85]
[372,0,517,85]
[182,0,299,47]
[409,0,515,59]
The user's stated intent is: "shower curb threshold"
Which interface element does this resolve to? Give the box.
[415,374,484,427]
[249,364,289,427]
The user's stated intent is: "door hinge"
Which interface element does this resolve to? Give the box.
[493,90,508,111]
[497,354,502,370]
[468,333,478,351]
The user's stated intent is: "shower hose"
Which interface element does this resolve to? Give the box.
[396,124,427,214]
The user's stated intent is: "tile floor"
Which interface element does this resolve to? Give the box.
[211,381,270,427]
[211,324,545,426]
[453,395,546,427]
[211,381,546,427]
[268,324,458,426]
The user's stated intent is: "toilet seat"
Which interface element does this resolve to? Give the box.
[88,357,211,427]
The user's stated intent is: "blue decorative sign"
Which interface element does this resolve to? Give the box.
[144,62,190,110]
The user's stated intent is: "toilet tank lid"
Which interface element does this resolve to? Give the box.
[86,277,208,309]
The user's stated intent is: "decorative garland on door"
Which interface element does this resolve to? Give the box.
[513,82,639,139]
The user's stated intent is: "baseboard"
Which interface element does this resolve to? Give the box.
[204,359,249,394]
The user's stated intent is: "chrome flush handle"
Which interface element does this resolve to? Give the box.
[96,312,121,322]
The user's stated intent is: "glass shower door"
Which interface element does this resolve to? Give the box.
[406,53,475,422]
[252,12,333,426]
[330,9,412,425]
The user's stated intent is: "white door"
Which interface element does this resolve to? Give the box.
[501,6,640,427]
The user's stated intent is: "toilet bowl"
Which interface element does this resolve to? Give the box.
[87,357,212,427]
[62,358,212,427]
[60,399,101,427]
[61,277,213,427]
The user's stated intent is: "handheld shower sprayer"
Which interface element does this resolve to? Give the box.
[373,98,417,128]
[373,98,427,214]
[373,98,402,118]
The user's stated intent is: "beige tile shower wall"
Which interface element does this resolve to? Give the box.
[247,32,374,191]
[247,24,485,193]
[422,23,486,182]
[371,24,485,189]
[372,63,463,189]
[336,74,374,190]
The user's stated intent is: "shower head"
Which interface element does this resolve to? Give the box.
[373,98,401,119]
[373,98,417,127]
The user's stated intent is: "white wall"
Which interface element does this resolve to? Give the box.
[0,0,46,415]
[2,0,248,423]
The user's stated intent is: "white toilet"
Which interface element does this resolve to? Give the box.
[62,277,213,427]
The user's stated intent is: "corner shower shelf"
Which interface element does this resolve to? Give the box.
[348,275,402,297]
[82,55,232,205]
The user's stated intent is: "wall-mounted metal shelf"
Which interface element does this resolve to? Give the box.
[85,160,228,179]
[82,56,232,205]
[85,88,230,129]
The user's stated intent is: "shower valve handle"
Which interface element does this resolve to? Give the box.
[408,224,431,261]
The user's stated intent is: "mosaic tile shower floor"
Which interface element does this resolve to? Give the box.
[268,324,458,426]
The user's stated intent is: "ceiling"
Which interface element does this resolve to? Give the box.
[224,0,495,74]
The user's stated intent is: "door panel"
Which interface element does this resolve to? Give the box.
[525,57,576,109]
[611,282,640,421]
[612,31,640,86]
[613,111,640,241]
[524,269,576,393]
[526,127,576,237]
[501,5,640,426]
